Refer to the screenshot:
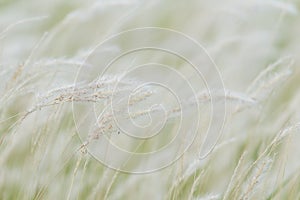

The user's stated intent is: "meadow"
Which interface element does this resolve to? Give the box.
[0,0,300,199]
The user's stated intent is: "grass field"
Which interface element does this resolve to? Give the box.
[1,0,300,199]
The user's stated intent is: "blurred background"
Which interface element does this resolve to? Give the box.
[0,0,300,199]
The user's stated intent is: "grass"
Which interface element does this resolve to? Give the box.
[1,0,300,199]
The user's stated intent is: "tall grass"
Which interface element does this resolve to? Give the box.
[1,0,300,199]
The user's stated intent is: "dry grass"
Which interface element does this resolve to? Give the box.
[1,0,300,199]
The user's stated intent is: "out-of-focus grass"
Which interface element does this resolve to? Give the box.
[1,0,300,200]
